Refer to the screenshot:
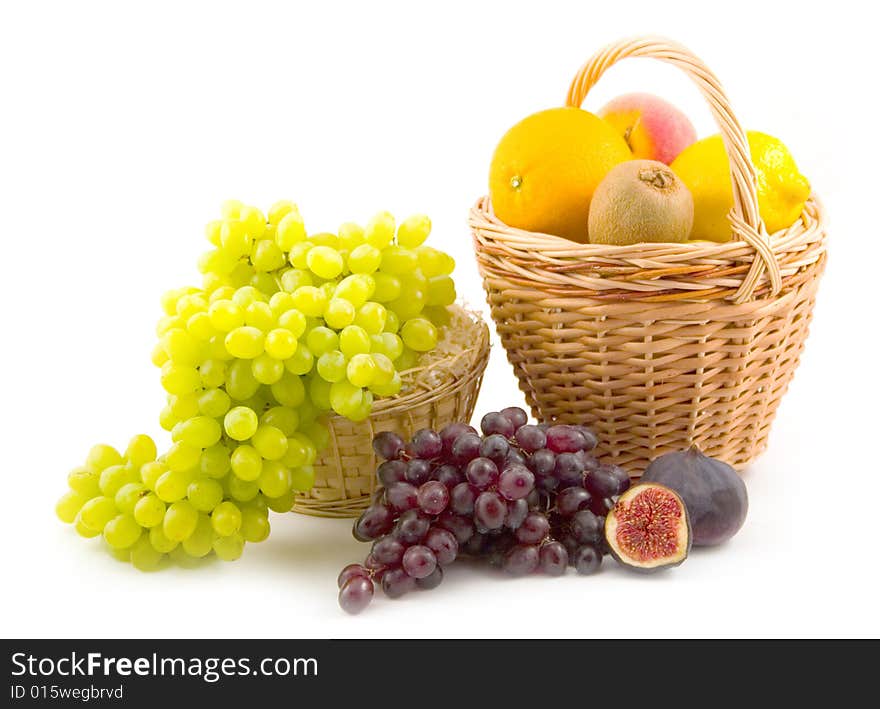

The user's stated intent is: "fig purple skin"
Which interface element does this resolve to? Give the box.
[641,446,748,546]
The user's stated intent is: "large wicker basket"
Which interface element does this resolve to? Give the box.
[470,37,827,475]
[293,306,490,517]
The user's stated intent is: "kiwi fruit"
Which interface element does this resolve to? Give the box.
[588,159,694,245]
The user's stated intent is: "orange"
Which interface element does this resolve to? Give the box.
[488,107,631,243]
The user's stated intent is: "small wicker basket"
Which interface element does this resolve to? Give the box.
[470,36,827,475]
[292,306,490,517]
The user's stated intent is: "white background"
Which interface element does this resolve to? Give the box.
[1,0,876,639]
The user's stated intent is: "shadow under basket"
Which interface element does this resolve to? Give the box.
[470,36,827,475]
[292,306,490,518]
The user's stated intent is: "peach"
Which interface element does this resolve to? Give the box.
[598,93,697,165]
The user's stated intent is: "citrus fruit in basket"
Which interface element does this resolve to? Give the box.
[670,130,811,242]
[488,107,631,243]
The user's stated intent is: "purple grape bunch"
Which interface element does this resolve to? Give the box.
[337,407,632,614]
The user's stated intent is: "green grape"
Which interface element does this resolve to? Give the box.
[268,291,297,316]
[282,433,317,468]
[226,359,261,400]
[244,301,275,331]
[397,214,431,248]
[258,461,291,498]
[308,231,340,248]
[270,372,306,407]
[265,328,298,360]
[230,445,262,482]
[355,302,387,334]
[165,442,201,473]
[365,211,395,248]
[395,347,419,371]
[277,309,307,338]
[220,219,251,258]
[251,425,288,460]
[198,248,237,276]
[86,444,123,474]
[208,300,245,332]
[292,286,327,318]
[149,525,179,554]
[240,205,266,236]
[324,298,355,329]
[182,514,214,558]
[329,380,364,418]
[186,312,217,341]
[426,274,456,305]
[163,501,199,542]
[334,274,374,308]
[103,514,143,550]
[207,334,234,362]
[151,342,169,368]
[252,354,285,385]
[289,241,313,269]
[161,362,202,395]
[206,220,223,246]
[211,501,242,536]
[156,314,184,337]
[108,546,132,563]
[68,466,101,498]
[372,272,402,302]
[56,490,88,524]
[303,421,330,451]
[305,325,338,355]
[199,445,230,478]
[209,285,236,302]
[308,376,332,410]
[224,406,259,441]
[346,353,377,387]
[202,272,227,293]
[198,388,231,418]
[227,475,260,503]
[339,325,371,357]
[221,199,244,219]
[338,221,365,250]
[134,493,165,528]
[240,507,270,543]
[371,371,402,397]
[115,482,145,515]
[306,245,344,280]
[380,246,419,275]
[176,416,222,449]
[290,464,316,493]
[384,310,400,333]
[423,305,452,327]
[99,464,136,497]
[317,350,347,383]
[228,261,255,289]
[124,435,157,468]
[266,491,297,513]
[280,268,313,293]
[347,243,381,274]
[261,406,299,436]
[79,496,117,533]
[371,353,395,385]
[159,405,177,431]
[160,288,185,316]
[74,512,101,538]
[155,470,190,503]
[232,286,264,308]
[140,461,168,489]
[213,532,245,561]
[416,245,455,276]
[176,294,208,320]
[252,272,281,296]
[268,200,297,226]
[401,317,439,352]
[170,392,200,420]
[276,210,307,250]
[130,536,164,571]
[348,390,373,421]
[187,478,224,512]
[225,326,265,359]
[284,344,314,375]
[388,284,426,321]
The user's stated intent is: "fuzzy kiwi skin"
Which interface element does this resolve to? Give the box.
[588,159,694,245]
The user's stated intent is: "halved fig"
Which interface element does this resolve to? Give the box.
[604,483,691,573]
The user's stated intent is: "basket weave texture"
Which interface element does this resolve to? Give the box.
[470,36,827,474]
[293,307,490,517]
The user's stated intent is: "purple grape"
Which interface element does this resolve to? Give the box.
[433,463,462,488]
[463,532,487,556]
[589,496,614,517]
[436,513,475,544]
[539,541,569,576]
[515,424,547,453]
[570,509,603,545]
[363,552,382,570]
[537,475,559,493]
[503,544,540,576]
[504,498,529,529]
[576,451,600,474]
[451,433,482,465]
[405,458,432,486]
[536,422,550,432]
[498,464,535,501]
[415,565,444,590]
[337,563,369,588]
[450,482,478,515]
[486,533,517,567]
[385,481,419,512]
[554,452,585,488]
[339,576,374,614]
[417,480,449,515]
[546,425,588,454]
[585,464,629,498]
[440,423,477,455]
[574,426,599,451]
[376,460,407,486]
[560,534,579,558]
[393,509,431,545]
[372,431,405,460]
[515,512,550,544]
[501,406,528,430]
[608,465,631,494]
[407,428,442,459]
[481,411,515,438]
[527,449,556,477]
[354,504,394,541]
[474,491,507,530]
[381,567,416,598]
[573,545,603,575]
[556,486,592,517]
[424,526,459,566]
[371,536,406,565]
[479,434,510,465]
[402,545,437,579]
[465,457,499,489]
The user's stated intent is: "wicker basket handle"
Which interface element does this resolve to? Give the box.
[566,36,782,303]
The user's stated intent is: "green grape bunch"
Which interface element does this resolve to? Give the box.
[56,201,458,570]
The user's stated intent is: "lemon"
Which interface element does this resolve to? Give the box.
[670,131,810,242]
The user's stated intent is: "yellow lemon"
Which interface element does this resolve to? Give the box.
[670,131,811,242]
[489,107,631,243]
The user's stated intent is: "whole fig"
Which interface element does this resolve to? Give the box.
[642,447,748,546]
